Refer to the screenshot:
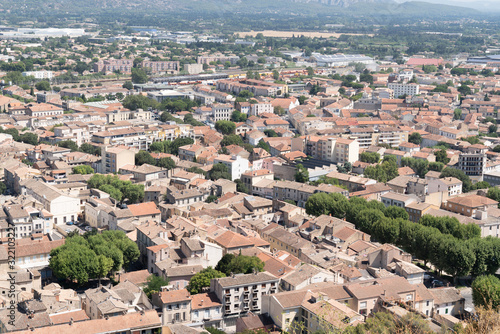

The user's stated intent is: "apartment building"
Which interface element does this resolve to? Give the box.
[211,272,279,320]
[212,103,234,122]
[427,177,462,197]
[213,155,250,181]
[459,144,487,178]
[152,289,192,326]
[441,194,498,217]
[348,127,408,149]
[100,146,136,174]
[388,83,420,97]
[249,102,273,116]
[142,60,180,74]
[93,59,133,73]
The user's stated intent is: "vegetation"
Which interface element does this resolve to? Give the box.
[50,231,139,285]
[215,254,265,276]
[187,267,226,294]
[144,275,170,298]
[87,174,144,203]
[72,165,94,175]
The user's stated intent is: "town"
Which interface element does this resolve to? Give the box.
[0,23,499,334]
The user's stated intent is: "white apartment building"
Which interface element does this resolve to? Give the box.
[388,83,420,97]
[249,102,273,116]
[211,272,279,318]
[212,103,234,122]
[22,70,54,80]
[317,137,360,164]
[213,155,250,181]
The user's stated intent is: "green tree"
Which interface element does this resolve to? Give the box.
[428,162,444,172]
[384,206,409,220]
[187,267,226,294]
[264,129,278,137]
[360,152,380,163]
[294,164,309,183]
[49,240,98,285]
[80,143,100,156]
[72,165,94,174]
[100,184,123,202]
[306,66,314,76]
[122,95,159,110]
[19,132,38,145]
[122,81,134,90]
[210,163,231,180]
[408,132,423,145]
[257,139,271,153]
[157,157,176,170]
[0,181,6,195]
[57,140,78,152]
[231,110,247,123]
[35,80,51,91]
[95,255,114,286]
[298,96,307,105]
[220,134,243,147]
[135,150,156,166]
[215,120,236,135]
[205,195,218,203]
[472,275,500,310]
[235,179,250,194]
[216,254,265,276]
[131,67,148,84]
[454,108,462,120]
[144,274,170,298]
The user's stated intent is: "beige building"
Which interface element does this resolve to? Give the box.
[100,146,136,174]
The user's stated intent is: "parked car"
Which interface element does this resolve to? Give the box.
[66,221,74,225]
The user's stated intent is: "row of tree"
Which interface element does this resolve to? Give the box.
[49,231,140,285]
[87,174,144,204]
[304,194,500,279]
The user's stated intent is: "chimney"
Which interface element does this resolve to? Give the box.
[69,318,74,325]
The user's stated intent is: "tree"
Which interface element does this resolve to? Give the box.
[441,167,473,192]
[306,66,314,76]
[272,69,279,80]
[458,84,472,96]
[122,94,159,110]
[210,163,231,180]
[408,132,423,145]
[72,165,94,174]
[187,267,226,294]
[205,195,218,203]
[490,124,498,134]
[384,206,409,220]
[144,274,170,298]
[95,255,114,286]
[215,254,264,276]
[434,149,450,165]
[49,240,98,285]
[135,151,156,166]
[231,110,247,123]
[100,184,123,202]
[264,129,278,137]
[80,143,100,156]
[131,67,148,84]
[215,120,236,135]
[57,140,78,152]
[359,152,380,163]
[454,108,462,120]
[157,157,176,170]
[220,134,243,147]
[428,161,444,172]
[473,275,500,312]
[19,132,38,145]
[235,179,250,194]
[35,80,51,91]
[294,164,309,183]
[122,81,134,90]
[298,95,307,105]
[74,61,90,75]
[257,139,271,153]
[0,181,6,195]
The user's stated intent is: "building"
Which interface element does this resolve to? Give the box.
[212,103,234,122]
[459,144,487,178]
[213,155,250,181]
[429,287,465,317]
[441,194,498,217]
[100,146,136,174]
[387,83,420,97]
[211,272,279,319]
[152,289,192,325]
[22,71,53,80]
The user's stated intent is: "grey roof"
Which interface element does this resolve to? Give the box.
[216,272,278,288]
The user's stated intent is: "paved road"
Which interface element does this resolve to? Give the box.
[460,287,474,313]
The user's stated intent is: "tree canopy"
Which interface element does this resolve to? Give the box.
[187,267,226,294]
[215,254,265,276]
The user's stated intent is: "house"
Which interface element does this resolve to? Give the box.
[190,292,223,330]
[381,192,416,208]
[119,164,168,182]
[429,287,465,317]
[213,155,250,181]
[22,180,81,226]
[280,264,336,291]
[441,194,498,217]
[427,177,462,197]
[100,146,136,174]
[152,289,192,326]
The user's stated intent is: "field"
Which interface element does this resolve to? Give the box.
[235,30,374,38]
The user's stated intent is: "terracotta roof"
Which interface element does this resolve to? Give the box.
[127,202,160,217]
[158,289,191,304]
[191,292,222,310]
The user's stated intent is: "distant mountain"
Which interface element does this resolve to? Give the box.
[396,0,500,12]
[291,0,393,7]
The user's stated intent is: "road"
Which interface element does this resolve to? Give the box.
[460,287,474,313]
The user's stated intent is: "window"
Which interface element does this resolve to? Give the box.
[360,301,367,308]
